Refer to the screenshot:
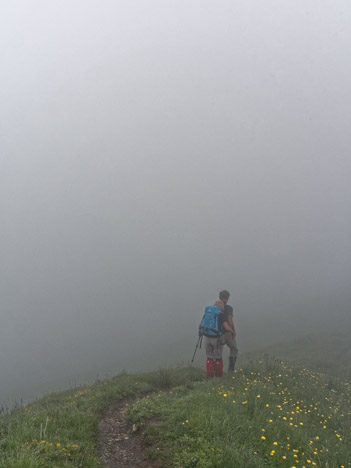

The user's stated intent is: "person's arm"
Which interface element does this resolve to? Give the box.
[232,324,236,338]
[223,320,232,333]
[226,315,235,336]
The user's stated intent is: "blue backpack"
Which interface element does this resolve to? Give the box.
[199,305,223,337]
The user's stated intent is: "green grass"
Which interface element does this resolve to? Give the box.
[128,357,351,468]
[0,367,204,468]
[2,357,351,468]
[254,331,351,379]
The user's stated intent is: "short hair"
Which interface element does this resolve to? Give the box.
[214,300,224,311]
[219,290,230,301]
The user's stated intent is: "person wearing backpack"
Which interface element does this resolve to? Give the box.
[199,300,233,377]
[219,290,238,372]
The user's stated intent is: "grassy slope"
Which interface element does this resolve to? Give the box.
[245,331,351,378]
[128,357,351,468]
[1,353,351,467]
[0,367,204,468]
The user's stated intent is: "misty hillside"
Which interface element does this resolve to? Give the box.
[245,330,351,378]
[1,358,350,467]
[2,0,351,414]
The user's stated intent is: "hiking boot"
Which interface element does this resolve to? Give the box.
[215,359,223,377]
[206,359,214,378]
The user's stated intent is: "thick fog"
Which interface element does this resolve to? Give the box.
[1,1,351,405]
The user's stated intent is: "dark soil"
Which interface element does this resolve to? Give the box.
[97,397,164,468]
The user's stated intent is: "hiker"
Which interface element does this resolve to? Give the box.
[199,300,233,378]
[219,290,238,372]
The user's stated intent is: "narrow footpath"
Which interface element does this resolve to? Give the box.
[97,397,163,468]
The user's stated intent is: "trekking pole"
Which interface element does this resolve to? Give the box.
[191,335,203,363]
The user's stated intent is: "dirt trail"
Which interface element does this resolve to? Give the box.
[97,397,163,468]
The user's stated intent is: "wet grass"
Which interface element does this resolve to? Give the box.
[1,357,350,467]
[0,367,204,467]
[128,357,351,468]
